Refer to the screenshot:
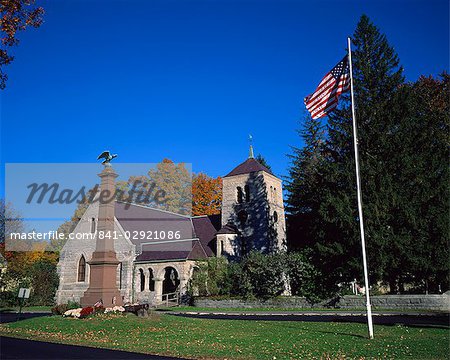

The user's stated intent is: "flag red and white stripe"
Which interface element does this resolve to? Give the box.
[304,55,350,119]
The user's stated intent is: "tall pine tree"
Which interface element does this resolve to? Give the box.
[286,115,325,250]
[322,14,405,290]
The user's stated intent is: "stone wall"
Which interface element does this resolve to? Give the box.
[194,293,450,311]
[195,297,312,309]
[338,294,450,311]
[56,201,136,305]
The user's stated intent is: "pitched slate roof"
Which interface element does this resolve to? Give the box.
[217,223,240,235]
[115,202,194,249]
[136,251,191,262]
[114,202,217,260]
[224,158,272,177]
[135,240,208,262]
[192,216,218,256]
[206,213,222,231]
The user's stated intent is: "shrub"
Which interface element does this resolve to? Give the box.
[286,251,323,303]
[51,301,81,315]
[239,252,286,299]
[51,304,68,315]
[0,290,17,307]
[188,250,323,301]
[188,257,230,297]
[29,258,59,306]
[67,300,81,310]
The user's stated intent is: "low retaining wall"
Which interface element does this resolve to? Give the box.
[195,297,312,309]
[338,294,450,311]
[194,293,450,311]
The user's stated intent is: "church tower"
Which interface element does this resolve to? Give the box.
[217,144,286,260]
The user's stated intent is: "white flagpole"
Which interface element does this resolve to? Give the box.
[347,36,374,339]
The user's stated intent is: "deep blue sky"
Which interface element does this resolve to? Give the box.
[1,0,448,194]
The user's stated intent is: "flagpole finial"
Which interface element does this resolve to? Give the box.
[248,134,254,159]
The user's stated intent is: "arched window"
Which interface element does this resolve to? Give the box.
[90,218,96,233]
[148,268,155,291]
[274,188,277,205]
[139,268,145,292]
[244,185,250,202]
[237,187,243,203]
[77,255,86,282]
[119,262,123,289]
[273,211,278,223]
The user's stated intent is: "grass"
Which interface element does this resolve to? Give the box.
[171,306,365,313]
[0,313,448,359]
[164,306,445,314]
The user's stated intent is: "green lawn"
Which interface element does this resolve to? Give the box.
[169,306,444,314]
[0,313,448,359]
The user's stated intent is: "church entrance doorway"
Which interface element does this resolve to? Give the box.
[162,267,180,296]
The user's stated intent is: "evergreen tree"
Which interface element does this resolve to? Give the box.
[255,154,272,171]
[321,14,405,289]
[388,74,449,292]
[286,15,450,294]
[285,115,342,294]
[285,115,325,251]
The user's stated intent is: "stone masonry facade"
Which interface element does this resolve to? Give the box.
[56,201,135,305]
[220,169,286,259]
[56,152,288,305]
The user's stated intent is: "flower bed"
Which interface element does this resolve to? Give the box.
[79,306,94,318]
[63,308,82,318]
[104,306,125,314]
[63,305,125,319]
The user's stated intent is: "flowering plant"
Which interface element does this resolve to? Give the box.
[79,306,94,318]
[63,308,82,318]
[104,306,125,314]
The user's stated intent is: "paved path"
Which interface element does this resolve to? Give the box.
[0,336,184,360]
[0,312,50,324]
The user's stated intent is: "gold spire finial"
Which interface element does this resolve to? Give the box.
[248,134,254,158]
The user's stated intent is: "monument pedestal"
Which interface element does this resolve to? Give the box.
[80,163,123,308]
[80,251,123,307]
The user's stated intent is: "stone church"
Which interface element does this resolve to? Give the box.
[56,148,286,305]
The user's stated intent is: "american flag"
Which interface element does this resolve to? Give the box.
[304,55,350,119]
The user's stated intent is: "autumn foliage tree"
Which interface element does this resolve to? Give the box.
[118,161,222,216]
[117,159,192,215]
[192,173,222,216]
[53,160,223,251]
[1,0,44,89]
[0,200,59,305]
